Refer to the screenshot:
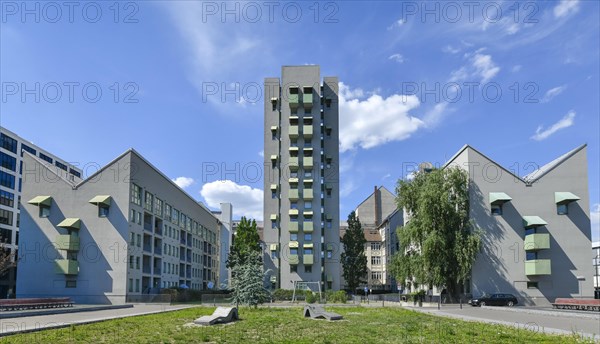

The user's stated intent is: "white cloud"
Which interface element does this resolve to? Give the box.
[591,204,599,242]
[258,150,264,157]
[172,177,195,189]
[541,85,567,103]
[554,0,580,18]
[389,54,404,63]
[531,110,576,141]
[340,179,357,197]
[387,18,405,30]
[200,180,263,220]
[423,103,452,128]
[339,82,424,152]
[442,45,461,54]
[450,50,500,83]
[382,173,391,181]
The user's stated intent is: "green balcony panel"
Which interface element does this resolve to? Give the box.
[554,192,580,205]
[524,233,550,251]
[304,189,314,200]
[289,157,299,169]
[56,235,80,251]
[270,184,277,190]
[289,255,299,265]
[327,274,333,282]
[57,218,81,230]
[89,195,111,207]
[523,216,547,228]
[303,254,314,265]
[289,209,299,216]
[270,155,278,161]
[303,222,314,233]
[289,189,299,200]
[28,196,52,207]
[55,259,79,275]
[303,93,313,109]
[489,192,512,205]
[270,214,278,221]
[288,94,299,108]
[289,222,299,233]
[525,259,551,276]
[303,157,313,169]
[303,125,313,138]
[270,244,279,251]
[303,210,314,216]
[289,177,299,184]
[289,126,299,139]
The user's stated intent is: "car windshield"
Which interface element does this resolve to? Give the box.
[480,293,490,298]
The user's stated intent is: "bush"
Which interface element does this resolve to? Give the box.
[324,290,347,303]
[305,292,317,304]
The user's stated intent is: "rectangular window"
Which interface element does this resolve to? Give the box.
[491,204,502,215]
[290,233,298,241]
[136,257,140,269]
[136,234,141,247]
[65,280,77,288]
[144,191,153,212]
[55,161,68,171]
[0,171,16,189]
[291,265,297,273]
[371,243,381,251]
[271,251,278,259]
[271,221,277,229]
[0,133,17,154]
[129,233,135,245]
[557,204,568,215]
[129,279,134,292]
[327,251,332,259]
[526,252,537,261]
[0,209,13,226]
[304,201,312,209]
[304,233,312,241]
[271,190,277,199]
[130,209,135,222]
[305,265,312,273]
[0,152,16,171]
[21,143,36,156]
[39,205,50,218]
[164,204,172,222]
[135,279,140,292]
[0,190,15,208]
[39,153,53,164]
[98,205,109,217]
[154,198,163,217]
[131,183,142,205]
[69,169,81,178]
[303,248,313,255]
[327,220,332,229]
[290,248,298,255]
[527,282,538,289]
[371,256,381,265]
[129,256,134,269]
[290,202,298,209]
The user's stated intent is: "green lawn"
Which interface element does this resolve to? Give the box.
[1,306,594,343]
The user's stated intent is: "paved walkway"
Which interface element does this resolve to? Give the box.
[0,304,195,337]
[405,305,600,341]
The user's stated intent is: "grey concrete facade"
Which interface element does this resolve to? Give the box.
[1,126,82,298]
[16,149,221,304]
[446,144,594,306]
[263,65,340,290]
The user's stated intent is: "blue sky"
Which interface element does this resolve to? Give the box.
[1,0,598,241]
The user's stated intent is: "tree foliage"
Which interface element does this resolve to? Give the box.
[341,211,367,292]
[227,217,261,269]
[390,167,481,297]
[0,237,16,278]
[230,250,270,308]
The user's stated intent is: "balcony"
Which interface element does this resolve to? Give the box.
[289,222,299,233]
[289,209,299,216]
[288,94,299,108]
[55,259,79,275]
[55,235,80,251]
[289,157,299,169]
[303,222,314,233]
[289,125,299,139]
[289,255,299,265]
[525,259,551,276]
[302,93,313,110]
[524,234,550,251]
[303,125,313,139]
[289,189,299,200]
[303,254,314,265]
[304,189,314,200]
[303,157,313,169]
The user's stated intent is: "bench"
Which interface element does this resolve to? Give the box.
[193,307,238,325]
[551,298,600,312]
[303,305,343,321]
[0,298,74,311]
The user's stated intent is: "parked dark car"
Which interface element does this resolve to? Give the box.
[469,293,518,307]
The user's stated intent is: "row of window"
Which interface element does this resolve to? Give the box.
[271,249,334,261]
[131,184,217,244]
[371,271,383,280]
[492,202,573,216]
[371,256,382,265]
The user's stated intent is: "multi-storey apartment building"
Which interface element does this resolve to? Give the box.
[340,186,402,291]
[0,126,82,298]
[263,65,340,290]
[593,241,600,298]
[17,149,222,304]
[446,144,594,305]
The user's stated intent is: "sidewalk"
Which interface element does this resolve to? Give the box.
[0,304,195,337]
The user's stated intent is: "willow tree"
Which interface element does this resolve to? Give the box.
[391,166,481,299]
